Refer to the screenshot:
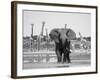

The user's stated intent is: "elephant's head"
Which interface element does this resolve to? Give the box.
[49,28,76,44]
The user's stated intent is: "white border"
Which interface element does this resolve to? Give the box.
[17,3,96,76]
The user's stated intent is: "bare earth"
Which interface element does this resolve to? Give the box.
[23,51,91,69]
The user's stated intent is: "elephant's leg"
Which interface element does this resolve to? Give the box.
[56,50,62,63]
[66,52,71,63]
[61,53,64,63]
[64,40,71,63]
[63,51,71,63]
[63,53,67,63]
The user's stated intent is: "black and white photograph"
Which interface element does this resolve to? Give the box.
[23,10,91,69]
[11,1,97,78]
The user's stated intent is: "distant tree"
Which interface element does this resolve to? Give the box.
[83,37,91,41]
[33,35,38,41]
[75,37,80,41]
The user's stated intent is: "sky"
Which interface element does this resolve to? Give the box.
[23,10,91,37]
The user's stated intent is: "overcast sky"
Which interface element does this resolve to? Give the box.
[23,10,91,37]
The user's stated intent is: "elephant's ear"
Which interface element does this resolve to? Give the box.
[54,30,60,38]
[66,29,76,40]
[53,30,60,43]
[66,30,70,36]
[49,29,60,43]
[49,29,60,39]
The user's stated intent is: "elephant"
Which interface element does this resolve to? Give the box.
[49,28,76,63]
